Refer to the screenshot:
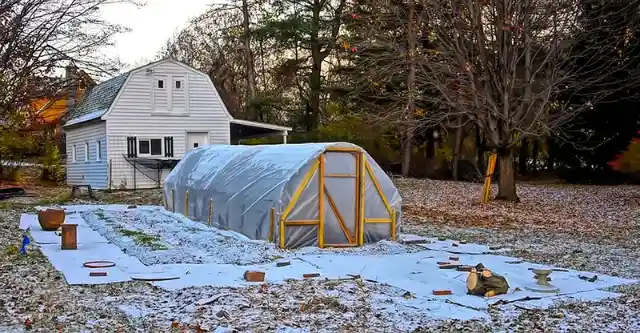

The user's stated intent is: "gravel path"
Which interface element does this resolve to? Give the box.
[0,180,638,332]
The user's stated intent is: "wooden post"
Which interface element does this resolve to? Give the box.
[318,155,325,248]
[481,153,498,203]
[208,199,213,226]
[269,207,275,242]
[391,210,397,241]
[358,153,366,245]
[61,224,78,250]
[184,190,189,216]
[133,159,137,190]
[279,217,285,249]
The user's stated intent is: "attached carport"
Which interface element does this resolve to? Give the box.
[230,119,292,144]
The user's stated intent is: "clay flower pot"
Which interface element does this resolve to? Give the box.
[38,208,66,231]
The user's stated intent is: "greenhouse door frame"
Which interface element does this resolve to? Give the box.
[277,147,397,249]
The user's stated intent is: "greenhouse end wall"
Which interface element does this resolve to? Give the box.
[163,142,402,248]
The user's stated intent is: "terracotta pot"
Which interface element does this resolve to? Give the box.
[38,208,66,231]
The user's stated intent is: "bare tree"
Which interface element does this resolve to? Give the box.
[239,0,257,99]
[414,0,640,201]
[0,0,140,129]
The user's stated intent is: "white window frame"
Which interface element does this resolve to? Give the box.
[95,140,102,161]
[84,142,89,162]
[137,138,163,157]
[72,144,77,163]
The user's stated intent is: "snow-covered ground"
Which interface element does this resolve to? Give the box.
[19,204,638,331]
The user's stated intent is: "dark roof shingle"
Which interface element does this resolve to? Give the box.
[66,72,129,122]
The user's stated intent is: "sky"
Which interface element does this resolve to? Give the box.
[100,0,213,71]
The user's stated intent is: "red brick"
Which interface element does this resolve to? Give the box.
[244,270,265,282]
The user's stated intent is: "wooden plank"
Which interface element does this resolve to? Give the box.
[325,173,356,178]
[364,218,392,223]
[325,188,354,244]
[284,220,320,226]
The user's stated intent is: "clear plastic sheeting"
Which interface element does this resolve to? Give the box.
[163,142,402,249]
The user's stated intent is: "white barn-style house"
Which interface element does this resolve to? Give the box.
[63,59,291,190]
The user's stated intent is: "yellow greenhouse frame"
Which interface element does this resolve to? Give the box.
[272,148,397,249]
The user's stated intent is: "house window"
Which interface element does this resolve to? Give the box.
[138,139,163,156]
[96,140,102,161]
[84,142,89,162]
[175,80,182,89]
[157,80,164,89]
[72,145,77,163]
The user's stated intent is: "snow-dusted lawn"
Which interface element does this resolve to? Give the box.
[21,204,638,330]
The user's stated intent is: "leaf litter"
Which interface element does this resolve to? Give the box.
[0,179,639,332]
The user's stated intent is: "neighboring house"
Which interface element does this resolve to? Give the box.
[62,59,292,190]
[32,66,97,153]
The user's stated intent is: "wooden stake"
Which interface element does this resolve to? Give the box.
[208,199,213,226]
[269,208,275,242]
[184,190,189,216]
[318,155,325,248]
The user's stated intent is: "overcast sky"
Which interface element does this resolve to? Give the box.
[100,0,212,71]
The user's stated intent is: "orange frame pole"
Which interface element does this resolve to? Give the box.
[358,153,366,245]
[319,155,325,248]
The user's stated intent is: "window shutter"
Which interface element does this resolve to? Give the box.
[127,137,137,158]
[164,136,174,157]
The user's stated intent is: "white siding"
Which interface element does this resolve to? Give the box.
[65,121,108,189]
[105,61,230,190]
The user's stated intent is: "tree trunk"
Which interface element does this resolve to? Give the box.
[452,118,463,180]
[401,0,416,179]
[531,139,539,174]
[496,148,519,202]
[241,0,257,100]
[426,131,435,159]
[546,137,555,171]
[307,0,323,131]
[475,127,485,173]
[518,138,528,176]
[401,128,413,177]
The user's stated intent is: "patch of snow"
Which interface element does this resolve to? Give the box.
[63,109,106,127]
[116,304,150,318]
[79,207,283,265]
[27,204,639,329]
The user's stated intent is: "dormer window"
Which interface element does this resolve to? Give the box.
[152,74,187,113]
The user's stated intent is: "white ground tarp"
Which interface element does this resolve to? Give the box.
[163,143,402,248]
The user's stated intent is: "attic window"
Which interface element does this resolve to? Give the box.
[157,80,164,89]
[79,81,86,90]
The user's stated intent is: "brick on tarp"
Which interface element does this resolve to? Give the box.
[243,270,265,282]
